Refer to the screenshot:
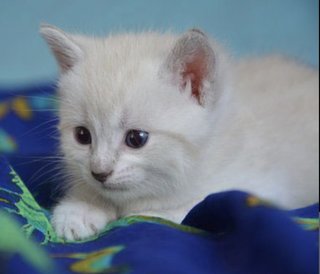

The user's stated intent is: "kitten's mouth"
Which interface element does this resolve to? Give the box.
[102,182,128,191]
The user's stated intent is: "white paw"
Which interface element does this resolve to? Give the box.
[51,200,113,241]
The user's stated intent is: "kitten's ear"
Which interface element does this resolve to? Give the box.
[40,24,83,73]
[164,29,215,105]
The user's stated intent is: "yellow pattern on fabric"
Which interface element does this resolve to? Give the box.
[0,197,9,203]
[246,195,275,208]
[11,97,33,120]
[294,217,319,231]
[0,102,9,118]
[53,246,128,273]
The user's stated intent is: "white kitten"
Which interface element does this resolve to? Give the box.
[41,25,319,240]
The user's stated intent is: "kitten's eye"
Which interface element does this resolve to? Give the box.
[125,130,149,149]
[74,126,92,145]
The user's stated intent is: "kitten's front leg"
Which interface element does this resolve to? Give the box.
[51,189,116,241]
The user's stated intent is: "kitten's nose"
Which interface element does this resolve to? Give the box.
[91,171,113,183]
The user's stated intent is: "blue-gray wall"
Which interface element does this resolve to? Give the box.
[0,0,318,86]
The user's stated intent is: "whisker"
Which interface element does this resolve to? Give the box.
[12,158,63,167]
[20,118,59,137]
[26,161,59,185]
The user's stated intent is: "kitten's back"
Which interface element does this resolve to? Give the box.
[227,56,319,206]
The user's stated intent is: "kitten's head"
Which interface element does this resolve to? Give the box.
[41,25,229,202]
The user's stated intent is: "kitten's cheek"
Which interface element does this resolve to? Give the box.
[135,169,149,186]
[112,166,146,186]
[133,169,146,184]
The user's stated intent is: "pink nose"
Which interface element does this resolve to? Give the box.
[91,171,113,183]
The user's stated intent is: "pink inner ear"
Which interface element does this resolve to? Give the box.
[182,54,208,105]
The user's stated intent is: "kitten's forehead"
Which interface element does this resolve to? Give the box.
[60,32,206,135]
[80,32,174,80]
[79,59,161,128]
[71,37,169,126]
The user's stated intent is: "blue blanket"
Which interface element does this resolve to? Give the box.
[0,84,319,274]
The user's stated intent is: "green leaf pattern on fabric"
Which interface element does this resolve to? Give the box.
[0,167,61,244]
[0,210,55,273]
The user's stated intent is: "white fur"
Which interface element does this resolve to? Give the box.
[41,25,319,240]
